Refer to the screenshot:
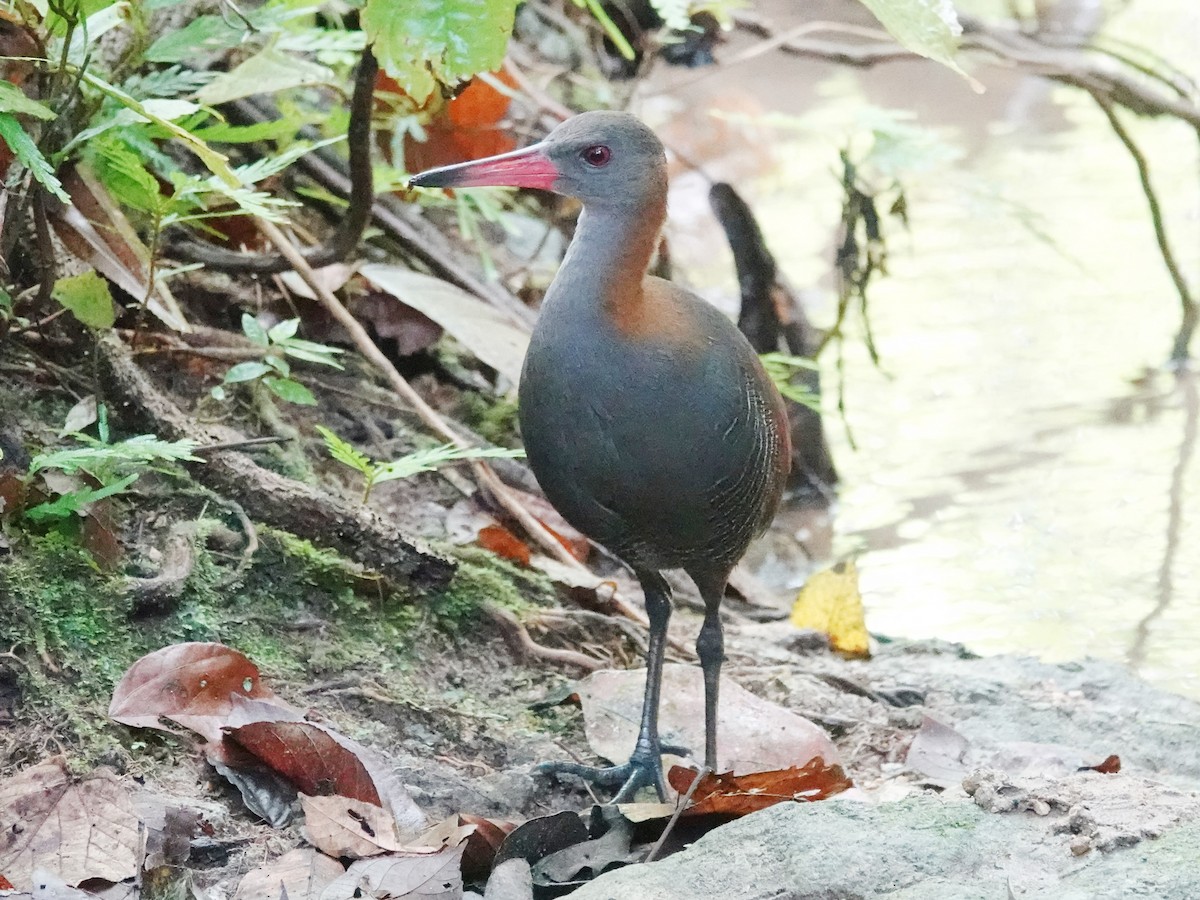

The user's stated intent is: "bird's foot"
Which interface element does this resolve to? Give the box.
[534,743,691,803]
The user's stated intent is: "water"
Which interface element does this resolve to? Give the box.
[643,0,1200,697]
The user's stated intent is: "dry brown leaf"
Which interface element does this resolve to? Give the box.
[789,560,870,658]
[233,848,344,900]
[108,642,291,743]
[0,757,140,890]
[300,794,405,858]
[1082,754,1122,774]
[576,665,839,777]
[320,844,464,900]
[476,524,532,566]
[226,721,426,834]
[359,265,530,385]
[458,814,516,883]
[667,759,853,817]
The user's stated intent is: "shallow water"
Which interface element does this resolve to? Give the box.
[644,0,1200,697]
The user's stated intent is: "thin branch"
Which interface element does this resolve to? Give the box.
[1093,94,1197,361]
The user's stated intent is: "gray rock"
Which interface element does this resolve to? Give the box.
[569,773,1200,900]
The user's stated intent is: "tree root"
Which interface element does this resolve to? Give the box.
[486,604,602,672]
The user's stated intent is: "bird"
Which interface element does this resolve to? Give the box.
[410,111,790,801]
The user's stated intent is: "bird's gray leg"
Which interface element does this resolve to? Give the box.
[694,575,727,771]
[535,570,676,801]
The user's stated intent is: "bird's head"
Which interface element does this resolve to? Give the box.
[408,110,667,211]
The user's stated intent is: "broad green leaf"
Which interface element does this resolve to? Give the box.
[192,118,302,145]
[196,47,336,106]
[145,14,251,63]
[364,0,520,103]
[264,355,291,376]
[0,82,55,120]
[242,313,270,347]
[51,272,116,329]
[0,114,68,201]
[856,0,964,74]
[267,318,299,342]
[265,376,316,405]
[223,361,273,383]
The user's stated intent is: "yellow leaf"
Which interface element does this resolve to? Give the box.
[789,560,870,658]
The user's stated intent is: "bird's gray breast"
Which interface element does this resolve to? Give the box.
[517,316,779,574]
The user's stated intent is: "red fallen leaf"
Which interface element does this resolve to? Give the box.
[224,720,426,833]
[477,523,532,567]
[458,814,518,882]
[0,874,14,890]
[505,487,590,563]
[1081,754,1121,774]
[402,72,519,175]
[109,642,290,743]
[667,758,853,818]
[81,500,123,569]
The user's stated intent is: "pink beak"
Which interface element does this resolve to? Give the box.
[408,143,559,191]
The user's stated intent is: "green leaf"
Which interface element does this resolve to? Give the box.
[649,0,690,32]
[265,376,316,405]
[267,318,300,343]
[31,435,200,476]
[856,0,965,74]
[78,70,238,187]
[365,0,520,103]
[0,82,56,120]
[316,426,375,477]
[89,134,163,213]
[25,473,139,522]
[223,361,273,383]
[192,117,302,145]
[0,114,68,201]
[145,14,251,63]
[280,338,345,369]
[374,443,525,484]
[51,272,116,329]
[242,313,270,347]
[196,47,336,106]
[264,355,291,376]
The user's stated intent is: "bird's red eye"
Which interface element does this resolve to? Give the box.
[582,145,612,167]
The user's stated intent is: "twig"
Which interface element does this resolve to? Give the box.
[644,765,709,863]
[486,603,602,671]
[1093,95,1197,361]
[194,435,292,454]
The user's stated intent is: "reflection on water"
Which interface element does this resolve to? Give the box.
[646,0,1200,697]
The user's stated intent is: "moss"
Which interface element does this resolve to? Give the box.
[455,390,522,447]
[428,545,554,631]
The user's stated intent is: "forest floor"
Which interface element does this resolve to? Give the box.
[3,337,1199,897]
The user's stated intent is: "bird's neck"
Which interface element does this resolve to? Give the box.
[545,197,666,334]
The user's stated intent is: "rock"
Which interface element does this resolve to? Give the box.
[568,780,1200,900]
